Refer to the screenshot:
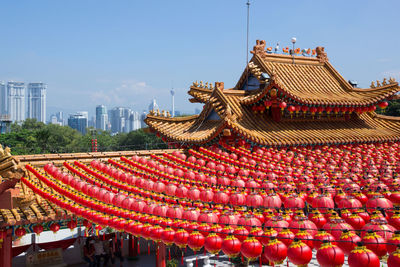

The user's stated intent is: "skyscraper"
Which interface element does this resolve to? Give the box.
[110,107,126,133]
[56,111,63,125]
[0,82,6,115]
[7,82,25,122]
[96,105,108,131]
[27,82,47,123]
[77,111,88,128]
[148,98,159,112]
[68,113,87,135]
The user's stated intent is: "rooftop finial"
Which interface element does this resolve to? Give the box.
[316,46,328,63]
[370,81,376,88]
[250,40,266,55]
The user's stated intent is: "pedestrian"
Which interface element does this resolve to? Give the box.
[93,236,108,267]
[109,236,124,267]
[83,237,95,267]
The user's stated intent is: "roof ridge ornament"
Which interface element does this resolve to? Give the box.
[316,46,328,63]
[250,40,266,55]
[370,81,376,88]
[215,82,224,91]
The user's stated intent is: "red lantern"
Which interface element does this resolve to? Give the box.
[263,237,287,264]
[388,247,400,267]
[279,102,287,110]
[15,227,26,238]
[337,229,361,256]
[287,239,313,266]
[387,231,400,254]
[187,231,205,252]
[264,100,272,109]
[295,230,314,249]
[161,227,175,246]
[378,101,388,109]
[333,106,340,114]
[204,233,222,254]
[348,244,380,267]
[277,228,295,247]
[67,220,77,231]
[345,214,366,230]
[261,227,278,246]
[310,106,317,115]
[240,237,262,261]
[150,225,164,242]
[174,229,189,248]
[313,230,336,249]
[316,241,345,267]
[33,224,44,235]
[221,235,241,258]
[237,215,262,232]
[263,194,282,208]
[322,217,353,240]
[361,230,387,258]
[233,226,249,242]
[50,223,60,233]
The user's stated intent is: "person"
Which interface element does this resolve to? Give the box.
[109,236,124,267]
[83,237,95,267]
[93,236,108,267]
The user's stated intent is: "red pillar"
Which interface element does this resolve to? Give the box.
[0,228,12,267]
[156,242,166,267]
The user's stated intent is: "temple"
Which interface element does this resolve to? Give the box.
[146,40,400,147]
[1,40,400,267]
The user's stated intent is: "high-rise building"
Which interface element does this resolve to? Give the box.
[110,107,126,133]
[140,111,147,128]
[7,82,25,122]
[77,111,88,128]
[68,113,88,135]
[148,98,159,112]
[27,82,47,123]
[0,82,6,115]
[129,111,141,131]
[95,105,108,131]
[50,114,62,126]
[56,111,63,125]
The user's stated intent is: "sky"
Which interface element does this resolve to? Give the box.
[0,0,399,119]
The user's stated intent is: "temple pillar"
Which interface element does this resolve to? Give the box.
[0,228,12,267]
[156,242,166,267]
[271,105,281,122]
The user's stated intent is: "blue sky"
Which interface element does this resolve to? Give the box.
[0,0,399,118]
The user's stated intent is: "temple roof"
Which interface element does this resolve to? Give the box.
[240,53,399,106]
[146,40,400,146]
[148,86,400,146]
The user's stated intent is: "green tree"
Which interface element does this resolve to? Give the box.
[379,99,400,116]
[116,129,166,150]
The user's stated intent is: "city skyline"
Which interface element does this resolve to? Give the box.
[0,81,47,123]
[0,0,399,118]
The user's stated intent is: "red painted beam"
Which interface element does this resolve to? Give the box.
[0,228,12,267]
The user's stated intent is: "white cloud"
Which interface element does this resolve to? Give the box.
[89,80,164,109]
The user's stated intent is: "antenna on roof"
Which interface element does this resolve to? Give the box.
[245,0,251,90]
[291,37,297,64]
[170,81,175,117]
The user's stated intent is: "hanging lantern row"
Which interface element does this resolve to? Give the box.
[15,137,400,266]
[252,100,389,115]
[20,167,400,267]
